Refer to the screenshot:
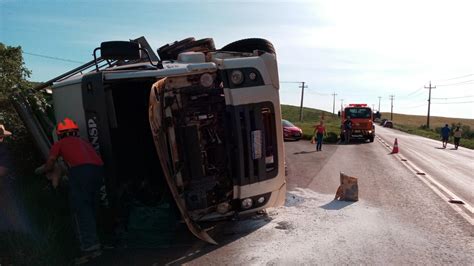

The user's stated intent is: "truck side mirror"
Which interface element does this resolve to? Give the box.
[93,41,161,71]
[99,41,141,60]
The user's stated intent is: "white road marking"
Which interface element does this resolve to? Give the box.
[375,136,474,225]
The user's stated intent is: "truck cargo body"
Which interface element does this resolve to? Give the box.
[50,46,286,243]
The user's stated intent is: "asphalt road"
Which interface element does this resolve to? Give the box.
[94,131,473,265]
[375,125,474,206]
[186,135,473,265]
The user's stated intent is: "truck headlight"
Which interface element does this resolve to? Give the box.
[200,73,214,87]
[241,198,253,209]
[230,70,244,85]
[249,72,257,81]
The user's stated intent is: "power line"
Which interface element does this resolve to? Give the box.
[432,95,474,100]
[405,87,423,96]
[436,73,474,82]
[431,101,474,104]
[22,51,85,64]
[397,104,426,109]
[436,80,474,87]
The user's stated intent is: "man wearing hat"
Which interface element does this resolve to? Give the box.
[0,124,12,179]
[37,118,104,264]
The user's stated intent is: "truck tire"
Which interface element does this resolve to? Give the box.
[369,136,374,142]
[220,38,276,55]
[158,37,195,60]
[158,38,216,61]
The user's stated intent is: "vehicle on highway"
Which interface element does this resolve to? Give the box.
[383,120,393,128]
[282,119,303,141]
[338,103,375,142]
[13,36,286,244]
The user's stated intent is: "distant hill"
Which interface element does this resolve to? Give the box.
[280,104,473,148]
[281,104,338,123]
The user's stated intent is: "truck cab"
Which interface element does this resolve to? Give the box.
[339,103,375,143]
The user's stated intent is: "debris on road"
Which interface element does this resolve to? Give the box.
[448,198,465,205]
[334,172,358,201]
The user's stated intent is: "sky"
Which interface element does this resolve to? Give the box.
[1,0,473,118]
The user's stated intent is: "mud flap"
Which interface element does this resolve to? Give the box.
[148,78,218,245]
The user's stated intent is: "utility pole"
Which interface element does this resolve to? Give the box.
[378,96,382,111]
[424,81,436,128]
[299,82,308,121]
[331,92,337,114]
[389,95,395,120]
[280,81,307,122]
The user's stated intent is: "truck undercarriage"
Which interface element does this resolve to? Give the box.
[12,36,286,245]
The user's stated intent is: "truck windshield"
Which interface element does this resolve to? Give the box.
[345,108,371,119]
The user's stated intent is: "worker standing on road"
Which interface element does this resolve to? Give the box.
[36,118,104,264]
[313,121,326,151]
[453,126,463,150]
[343,116,352,144]
[441,124,451,148]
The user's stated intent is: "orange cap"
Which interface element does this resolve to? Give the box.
[56,118,79,135]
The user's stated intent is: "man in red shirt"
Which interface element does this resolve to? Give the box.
[38,118,104,263]
[313,121,327,151]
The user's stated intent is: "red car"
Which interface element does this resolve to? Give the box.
[282,119,303,141]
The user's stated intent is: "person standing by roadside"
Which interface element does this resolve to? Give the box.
[343,116,352,144]
[441,124,451,148]
[36,118,104,264]
[0,124,13,264]
[0,124,12,181]
[453,126,463,149]
[313,121,327,151]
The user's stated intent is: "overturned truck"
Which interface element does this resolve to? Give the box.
[16,37,286,244]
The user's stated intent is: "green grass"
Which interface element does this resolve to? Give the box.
[281,105,474,149]
[281,105,340,143]
[380,112,474,149]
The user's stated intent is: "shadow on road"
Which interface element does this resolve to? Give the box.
[90,213,272,266]
[339,139,370,145]
[319,200,355,210]
[293,150,317,155]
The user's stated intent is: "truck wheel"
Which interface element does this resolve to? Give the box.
[340,134,345,142]
[158,38,216,60]
[220,38,276,55]
[369,136,374,142]
[158,37,195,60]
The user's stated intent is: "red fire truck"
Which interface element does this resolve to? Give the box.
[339,104,375,143]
